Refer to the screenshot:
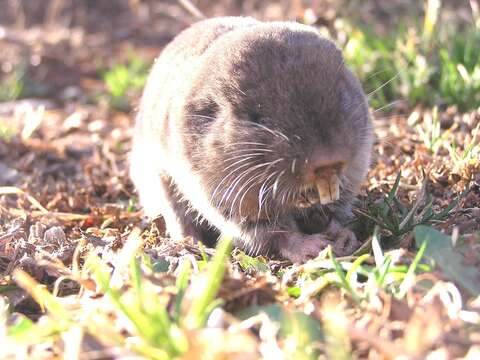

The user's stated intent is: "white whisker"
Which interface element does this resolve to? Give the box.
[272,170,285,198]
[249,122,290,142]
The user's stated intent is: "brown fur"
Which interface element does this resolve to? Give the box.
[130,17,374,262]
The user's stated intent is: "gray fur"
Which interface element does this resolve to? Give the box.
[130,17,374,262]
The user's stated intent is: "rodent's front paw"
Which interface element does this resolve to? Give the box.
[277,226,359,263]
[278,232,331,263]
[325,220,359,256]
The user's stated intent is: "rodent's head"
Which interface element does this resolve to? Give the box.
[182,24,373,222]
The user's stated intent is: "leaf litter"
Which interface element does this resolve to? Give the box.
[0,1,479,359]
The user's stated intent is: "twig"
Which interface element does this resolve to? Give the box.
[7,208,143,221]
[348,326,404,359]
[0,222,23,244]
[178,0,206,20]
[0,186,49,214]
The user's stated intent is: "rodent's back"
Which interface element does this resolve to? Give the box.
[159,17,260,63]
[133,17,260,150]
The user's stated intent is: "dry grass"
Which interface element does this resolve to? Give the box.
[0,1,479,359]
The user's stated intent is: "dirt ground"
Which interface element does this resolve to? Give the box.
[1,1,479,359]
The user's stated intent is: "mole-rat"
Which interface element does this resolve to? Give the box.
[130,17,374,263]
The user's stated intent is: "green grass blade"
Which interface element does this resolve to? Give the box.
[182,236,233,329]
[376,255,393,287]
[173,259,192,322]
[397,240,427,298]
[328,247,362,304]
[387,172,402,201]
[346,254,370,284]
[371,227,384,267]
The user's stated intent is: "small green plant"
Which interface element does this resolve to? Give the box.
[239,303,324,360]
[342,24,433,110]
[416,107,446,154]
[284,236,431,305]
[355,172,466,243]
[445,123,480,170]
[0,119,17,141]
[102,55,149,111]
[126,198,138,212]
[438,30,480,111]
[423,0,441,42]
[342,0,480,111]
[414,225,480,296]
[0,64,26,102]
[5,234,233,359]
[233,250,269,273]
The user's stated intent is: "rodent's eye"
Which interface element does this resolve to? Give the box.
[184,100,219,134]
[199,101,219,120]
[186,100,219,124]
[249,111,264,125]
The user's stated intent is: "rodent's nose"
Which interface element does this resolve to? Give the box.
[313,163,345,179]
[305,150,346,182]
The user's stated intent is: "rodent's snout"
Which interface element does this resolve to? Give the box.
[296,151,347,207]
